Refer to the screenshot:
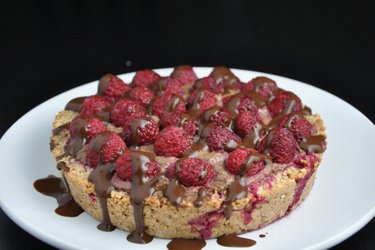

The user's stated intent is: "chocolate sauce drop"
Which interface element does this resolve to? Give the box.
[259,234,266,238]
[217,234,256,247]
[52,122,70,136]
[167,238,206,250]
[34,175,83,217]
[88,163,116,231]
[194,187,206,207]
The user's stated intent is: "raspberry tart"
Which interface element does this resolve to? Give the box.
[49,66,326,243]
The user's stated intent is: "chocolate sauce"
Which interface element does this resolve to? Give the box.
[129,117,154,146]
[127,151,159,244]
[223,177,248,218]
[164,179,187,206]
[57,161,69,172]
[300,135,326,153]
[259,234,266,238]
[65,116,94,157]
[210,66,240,90]
[217,234,256,247]
[97,74,114,95]
[167,238,206,250]
[65,97,86,112]
[34,175,83,217]
[88,163,116,231]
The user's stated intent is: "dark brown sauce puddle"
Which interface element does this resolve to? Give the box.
[33,175,83,217]
[167,238,206,250]
[217,234,257,247]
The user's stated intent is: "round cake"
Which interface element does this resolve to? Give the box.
[50,66,326,242]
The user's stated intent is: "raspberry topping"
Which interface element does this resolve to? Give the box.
[225,148,266,176]
[194,76,224,94]
[171,65,198,85]
[86,131,126,167]
[202,107,230,127]
[267,90,302,118]
[115,150,160,181]
[98,74,130,100]
[152,92,187,118]
[177,158,216,187]
[122,117,159,146]
[269,127,298,164]
[155,77,185,96]
[69,116,106,143]
[206,127,241,152]
[132,69,160,88]
[154,126,191,157]
[188,89,216,114]
[79,96,111,119]
[250,76,278,98]
[287,115,312,142]
[235,111,259,137]
[130,86,154,106]
[110,99,146,126]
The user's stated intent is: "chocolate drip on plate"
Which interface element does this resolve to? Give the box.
[34,175,83,217]
[217,234,256,247]
[167,238,206,250]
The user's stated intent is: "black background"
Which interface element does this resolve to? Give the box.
[0,0,374,249]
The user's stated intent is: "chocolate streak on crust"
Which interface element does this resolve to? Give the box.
[127,151,160,244]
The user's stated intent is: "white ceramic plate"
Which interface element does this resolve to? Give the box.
[0,68,374,250]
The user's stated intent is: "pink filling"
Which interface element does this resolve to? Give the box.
[188,211,223,239]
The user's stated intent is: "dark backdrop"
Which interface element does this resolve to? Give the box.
[0,0,374,249]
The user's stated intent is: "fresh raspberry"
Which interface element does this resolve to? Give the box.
[269,127,298,164]
[155,77,185,96]
[181,118,197,137]
[130,86,154,106]
[79,96,111,118]
[115,150,160,181]
[287,115,312,142]
[177,158,216,187]
[267,90,302,118]
[98,74,130,99]
[237,95,258,115]
[235,111,259,137]
[206,127,241,152]
[110,99,146,126]
[152,93,186,118]
[225,148,265,176]
[165,164,176,179]
[250,77,278,98]
[86,131,126,167]
[206,109,230,127]
[240,80,255,93]
[122,117,159,145]
[69,115,106,143]
[171,65,198,85]
[255,129,268,152]
[194,76,224,94]
[154,126,191,157]
[132,69,161,88]
[188,89,216,114]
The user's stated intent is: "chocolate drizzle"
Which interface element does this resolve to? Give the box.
[88,163,116,231]
[167,238,206,250]
[223,176,248,218]
[217,234,256,247]
[164,179,187,206]
[65,97,86,112]
[34,175,83,217]
[127,151,159,244]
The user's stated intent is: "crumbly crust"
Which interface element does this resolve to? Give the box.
[50,110,325,239]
